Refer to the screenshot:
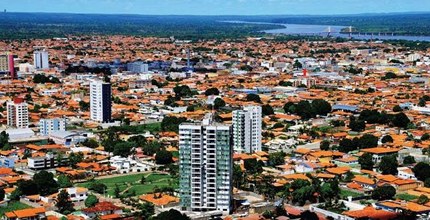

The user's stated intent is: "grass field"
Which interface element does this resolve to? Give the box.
[78,173,178,196]
[144,122,162,133]
[0,201,31,216]
[396,193,418,201]
[340,189,363,199]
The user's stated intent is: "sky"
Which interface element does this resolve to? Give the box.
[3,0,430,15]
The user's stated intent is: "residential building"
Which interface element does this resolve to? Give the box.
[0,53,15,79]
[0,157,16,168]
[90,80,112,123]
[67,187,89,202]
[0,54,8,72]
[81,202,123,219]
[232,106,262,153]
[4,207,46,220]
[127,61,149,73]
[179,113,233,214]
[39,118,67,136]
[27,153,68,170]
[7,98,29,128]
[360,147,400,164]
[33,50,49,69]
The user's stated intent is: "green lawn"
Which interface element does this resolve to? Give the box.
[340,189,363,199]
[0,201,31,216]
[78,173,178,196]
[144,122,162,133]
[396,193,418,201]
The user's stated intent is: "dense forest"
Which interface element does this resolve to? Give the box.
[0,13,282,40]
[1,12,430,40]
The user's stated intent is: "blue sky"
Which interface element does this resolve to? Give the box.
[3,0,430,15]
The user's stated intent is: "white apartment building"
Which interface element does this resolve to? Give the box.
[7,98,29,128]
[179,114,232,214]
[232,105,262,153]
[28,153,68,170]
[33,50,49,69]
[90,80,112,123]
[39,118,66,136]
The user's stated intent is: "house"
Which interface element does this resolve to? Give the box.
[397,167,417,180]
[376,201,430,216]
[294,162,317,173]
[67,187,89,202]
[350,175,377,190]
[81,202,123,219]
[3,207,46,220]
[0,157,16,168]
[343,206,397,220]
[377,175,420,192]
[360,147,400,164]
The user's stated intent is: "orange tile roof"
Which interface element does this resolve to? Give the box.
[5,207,46,218]
[100,214,121,220]
[379,201,430,213]
[282,173,310,181]
[361,147,400,154]
[326,167,350,175]
[353,175,376,185]
[343,206,397,220]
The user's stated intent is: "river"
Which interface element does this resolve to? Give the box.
[225,21,430,42]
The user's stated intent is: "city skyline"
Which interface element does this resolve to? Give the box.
[3,0,430,15]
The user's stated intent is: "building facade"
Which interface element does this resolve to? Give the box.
[127,61,149,73]
[7,98,29,128]
[27,153,68,170]
[232,105,262,153]
[39,118,67,136]
[33,50,49,69]
[90,80,112,123]
[179,114,232,214]
[0,54,15,79]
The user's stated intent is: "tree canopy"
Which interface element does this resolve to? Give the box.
[56,190,74,214]
[262,104,274,116]
[283,99,332,120]
[155,149,173,165]
[151,209,190,220]
[244,158,263,174]
[204,88,220,96]
[33,171,59,196]
[84,194,99,207]
[371,185,396,200]
[161,116,187,133]
[358,153,374,171]
[379,155,398,175]
[412,162,430,181]
[246,94,262,103]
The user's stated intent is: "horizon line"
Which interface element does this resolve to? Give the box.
[2,10,430,17]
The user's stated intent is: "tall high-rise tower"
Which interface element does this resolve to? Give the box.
[90,80,112,123]
[179,114,232,214]
[7,98,29,128]
[33,50,49,70]
[0,53,15,78]
[8,54,15,79]
[232,105,262,153]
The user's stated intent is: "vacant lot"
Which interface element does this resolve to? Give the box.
[78,173,178,196]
